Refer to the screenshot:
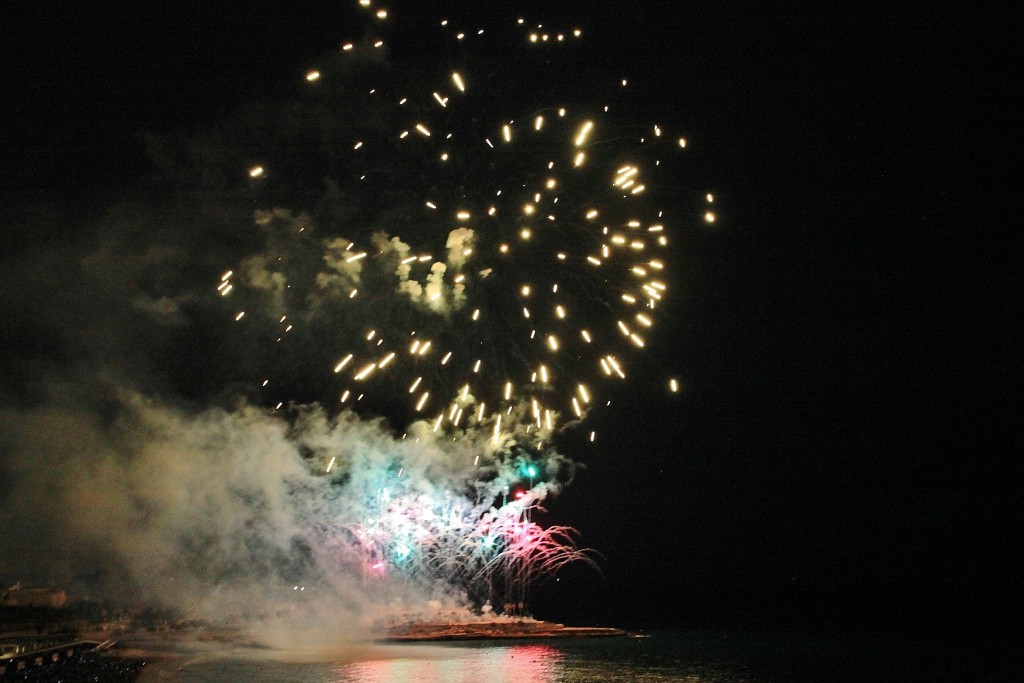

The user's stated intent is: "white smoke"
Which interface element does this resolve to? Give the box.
[0,375,581,649]
[319,237,365,293]
[390,228,475,314]
[241,253,289,316]
[445,227,475,270]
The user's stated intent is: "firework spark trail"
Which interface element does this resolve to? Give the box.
[0,2,718,648]
[222,4,691,443]
[0,2,712,638]
[204,1,702,621]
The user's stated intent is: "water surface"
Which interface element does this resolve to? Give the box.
[136,629,1019,682]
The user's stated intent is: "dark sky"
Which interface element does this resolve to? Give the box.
[1,3,1015,632]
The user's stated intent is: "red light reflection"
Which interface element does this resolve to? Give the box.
[341,643,560,682]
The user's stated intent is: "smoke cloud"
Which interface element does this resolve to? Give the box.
[0,372,578,647]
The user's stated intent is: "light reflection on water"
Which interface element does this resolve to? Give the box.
[135,629,1024,683]
[139,635,760,683]
[337,643,560,683]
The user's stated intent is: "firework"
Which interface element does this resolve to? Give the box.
[222,4,686,447]
[211,1,696,616]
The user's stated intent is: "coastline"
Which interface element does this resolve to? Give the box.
[382,620,627,641]
[86,619,627,664]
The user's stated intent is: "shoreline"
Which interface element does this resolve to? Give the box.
[381,620,628,641]
[100,619,628,656]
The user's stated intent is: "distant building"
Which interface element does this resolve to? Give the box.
[1,583,67,608]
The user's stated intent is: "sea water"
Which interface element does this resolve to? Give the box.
[135,629,1017,682]
[137,632,759,683]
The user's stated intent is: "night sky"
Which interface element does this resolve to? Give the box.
[1,3,1015,635]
